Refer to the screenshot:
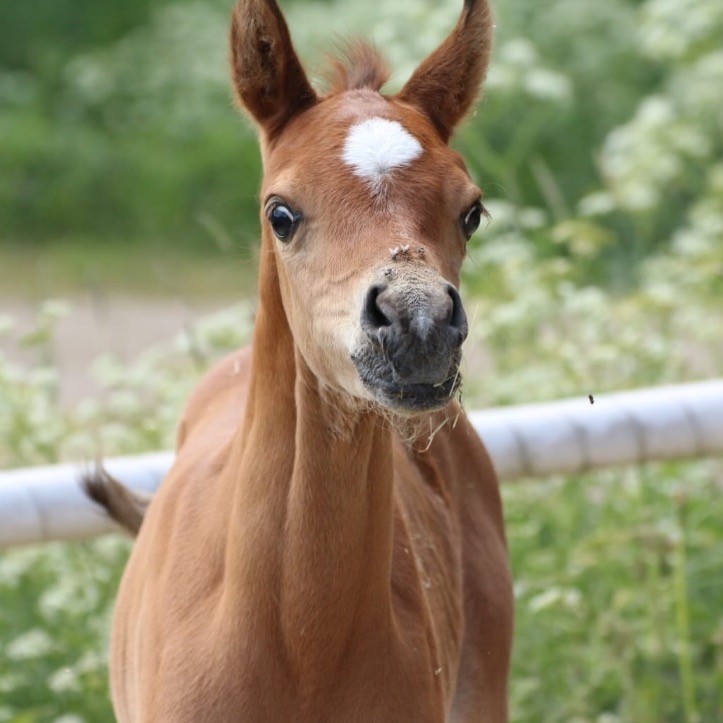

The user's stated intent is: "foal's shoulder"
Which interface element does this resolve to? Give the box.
[176,346,253,451]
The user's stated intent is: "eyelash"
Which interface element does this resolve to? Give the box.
[460,200,488,240]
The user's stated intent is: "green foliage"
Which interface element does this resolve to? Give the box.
[0,538,131,723]
[507,464,723,723]
[0,304,252,468]
[0,106,261,248]
[0,0,168,72]
[460,199,722,406]
[0,0,261,249]
[3,0,722,275]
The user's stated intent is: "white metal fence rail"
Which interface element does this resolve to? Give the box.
[469,379,723,479]
[1,379,721,550]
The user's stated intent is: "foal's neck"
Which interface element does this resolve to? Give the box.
[223,264,396,686]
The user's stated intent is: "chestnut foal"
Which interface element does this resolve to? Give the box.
[88,0,513,720]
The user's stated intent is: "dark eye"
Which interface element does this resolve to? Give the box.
[267,202,300,241]
[461,201,486,240]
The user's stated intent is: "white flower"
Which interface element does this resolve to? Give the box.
[6,629,55,660]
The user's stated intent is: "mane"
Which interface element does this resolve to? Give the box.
[321,39,391,94]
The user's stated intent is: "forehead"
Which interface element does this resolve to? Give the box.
[262,90,471,202]
[342,116,423,193]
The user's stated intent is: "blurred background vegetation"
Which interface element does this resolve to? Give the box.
[0,0,721,721]
[2,0,721,294]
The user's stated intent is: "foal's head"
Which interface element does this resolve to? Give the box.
[231,0,492,413]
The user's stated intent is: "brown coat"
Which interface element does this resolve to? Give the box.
[94,1,514,720]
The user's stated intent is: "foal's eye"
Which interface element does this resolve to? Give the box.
[461,201,486,240]
[267,202,300,241]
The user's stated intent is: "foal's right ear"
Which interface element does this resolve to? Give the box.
[230,0,317,140]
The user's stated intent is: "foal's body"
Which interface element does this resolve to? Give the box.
[97,0,513,720]
[114,344,510,722]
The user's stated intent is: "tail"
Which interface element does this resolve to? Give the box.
[81,465,150,536]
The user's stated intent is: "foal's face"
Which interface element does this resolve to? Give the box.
[263,92,483,412]
[231,0,493,413]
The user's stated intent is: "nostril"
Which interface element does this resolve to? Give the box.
[447,286,468,336]
[363,285,392,332]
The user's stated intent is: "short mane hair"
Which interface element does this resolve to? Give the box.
[322,39,391,94]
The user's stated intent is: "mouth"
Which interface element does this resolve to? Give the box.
[367,376,460,412]
[352,350,462,413]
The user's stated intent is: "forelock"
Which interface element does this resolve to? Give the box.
[321,40,390,94]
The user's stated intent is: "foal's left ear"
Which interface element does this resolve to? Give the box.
[230,0,317,140]
[397,0,493,143]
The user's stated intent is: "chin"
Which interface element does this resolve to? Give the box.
[377,380,459,414]
[354,366,461,415]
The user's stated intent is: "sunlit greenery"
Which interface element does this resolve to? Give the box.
[1,0,722,721]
